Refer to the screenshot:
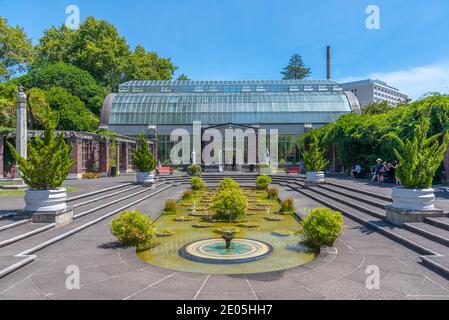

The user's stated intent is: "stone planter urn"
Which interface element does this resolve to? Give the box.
[391,187,436,211]
[386,187,445,225]
[260,167,272,176]
[306,171,325,183]
[25,189,67,212]
[136,172,156,187]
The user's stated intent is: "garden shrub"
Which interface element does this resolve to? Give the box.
[211,188,248,221]
[82,172,100,179]
[164,199,177,214]
[267,187,279,200]
[132,133,157,173]
[256,175,272,190]
[188,164,202,177]
[190,177,205,191]
[280,197,295,213]
[298,208,344,250]
[301,135,329,172]
[182,190,193,200]
[218,178,240,191]
[110,210,155,251]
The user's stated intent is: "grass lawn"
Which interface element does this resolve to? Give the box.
[0,187,80,198]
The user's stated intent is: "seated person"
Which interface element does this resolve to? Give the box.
[351,164,363,178]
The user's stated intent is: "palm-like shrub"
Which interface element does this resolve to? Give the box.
[256,175,272,190]
[132,133,157,173]
[164,199,177,214]
[110,210,155,251]
[211,188,248,221]
[218,178,240,191]
[267,187,279,200]
[302,136,329,172]
[299,208,343,250]
[280,197,295,213]
[384,116,449,189]
[182,190,194,200]
[7,119,74,190]
[190,177,205,191]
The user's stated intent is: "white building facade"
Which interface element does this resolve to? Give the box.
[341,79,408,108]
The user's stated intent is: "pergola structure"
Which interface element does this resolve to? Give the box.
[0,131,150,179]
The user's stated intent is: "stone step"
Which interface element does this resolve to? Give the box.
[0,223,55,249]
[71,185,142,209]
[67,182,133,202]
[325,180,392,202]
[403,222,449,247]
[425,217,449,232]
[318,184,392,210]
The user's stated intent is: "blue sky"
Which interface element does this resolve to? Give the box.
[1,0,449,98]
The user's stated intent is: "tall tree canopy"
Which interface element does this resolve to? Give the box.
[281,54,311,80]
[23,62,107,115]
[177,74,190,81]
[36,17,177,88]
[0,17,35,81]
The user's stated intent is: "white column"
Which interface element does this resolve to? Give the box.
[16,85,27,180]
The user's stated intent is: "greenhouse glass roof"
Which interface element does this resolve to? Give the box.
[102,80,354,126]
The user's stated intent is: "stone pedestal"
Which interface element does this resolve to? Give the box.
[385,205,446,226]
[19,207,74,227]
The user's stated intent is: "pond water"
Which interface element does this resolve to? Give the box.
[137,187,316,274]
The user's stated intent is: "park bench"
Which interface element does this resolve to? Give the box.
[156,167,173,176]
[286,166,301,175]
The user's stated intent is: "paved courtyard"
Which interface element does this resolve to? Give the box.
[1,177,449,300]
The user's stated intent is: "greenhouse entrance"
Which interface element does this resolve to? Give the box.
[201,123,261,172]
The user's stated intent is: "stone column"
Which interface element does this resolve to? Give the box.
[122,143,129,173]
[16,85,27,180]
[0,136,4,178]
[100,140,109,177]
[69,137,83,179]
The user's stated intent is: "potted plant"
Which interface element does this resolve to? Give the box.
[132,133,157,187]
[7,120,74,212]
[302,135,329,185]
[385,116,449,212]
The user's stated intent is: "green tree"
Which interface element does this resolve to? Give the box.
[0,80,18,128]
[177,74,190,81]
[362,101,394,115]
[7,118,74,190]
[132,133,157,173]
[36,17,177,88]
[44,87,99,132]
[24,62,107,115]
[126,46,177,81]
[302,136,329,172]
[281,54,311,80]
[0,17,35,81]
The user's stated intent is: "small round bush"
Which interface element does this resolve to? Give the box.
[110,211,155,251]
[267,187,279,200]
[190,177,205,191]
[211,188,248,221]
[218,178,240,191]
[164,199,177,214]
[256,175,272,190]
[299,208,344,250]
[182,190,194,200]
[188,164,202,177]
[280,197,295,213]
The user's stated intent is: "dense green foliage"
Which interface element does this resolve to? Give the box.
[24,62,107,115]
[132,134,157,173]
[190,177,205,191]
[211,187,248,221]
[36,17,176,88]
[110,210,155,251]
[302,136,329,172]
[0,17,35,81]
[256,175,272,190]
[299,208,344,250]
[384,116,449,189]
[281,54,311,80]
[188,164,202,177]
[44,87,99,131]
[362,101,395,115]
[7,119,74,190]
[218,178,240,191]
[301,96,449,181]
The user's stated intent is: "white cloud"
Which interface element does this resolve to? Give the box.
[339,62,449,100]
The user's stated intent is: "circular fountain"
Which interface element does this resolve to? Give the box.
[180,233,273,264]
